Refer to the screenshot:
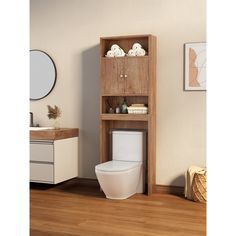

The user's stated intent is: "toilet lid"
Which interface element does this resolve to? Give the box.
[95,161,141,172]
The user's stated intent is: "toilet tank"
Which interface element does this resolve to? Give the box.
[111,130,146,162]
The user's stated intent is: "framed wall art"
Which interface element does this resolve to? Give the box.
[184,42,206,91]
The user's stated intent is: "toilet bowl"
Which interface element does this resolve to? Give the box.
[95,160,143,200]
[95,130,146,200]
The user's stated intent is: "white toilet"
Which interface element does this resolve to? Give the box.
[95,130,146,200]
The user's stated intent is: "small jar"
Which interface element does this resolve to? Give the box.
[115,105,120,114]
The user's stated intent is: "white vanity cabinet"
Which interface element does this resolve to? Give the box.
[30,129,79,184]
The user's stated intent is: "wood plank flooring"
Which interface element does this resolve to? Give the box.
[30,179,206,236]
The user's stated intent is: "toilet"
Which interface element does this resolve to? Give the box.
[95,130,146,200]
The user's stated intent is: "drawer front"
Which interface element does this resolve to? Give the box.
[30,163,54,183]
[30,142,54,162]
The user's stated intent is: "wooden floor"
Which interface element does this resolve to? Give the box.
[30,179,206,236]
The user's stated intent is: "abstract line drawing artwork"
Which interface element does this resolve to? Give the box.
[184,42,206,91]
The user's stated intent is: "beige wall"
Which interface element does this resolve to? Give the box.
[30,0,206,186]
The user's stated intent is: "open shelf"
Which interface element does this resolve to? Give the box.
[101,96,148,114]
[100,113,149,121]
[100,35,150,57]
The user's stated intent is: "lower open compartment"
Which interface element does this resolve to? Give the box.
[100,120,148,193]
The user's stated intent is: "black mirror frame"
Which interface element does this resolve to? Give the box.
[30,49,57,101]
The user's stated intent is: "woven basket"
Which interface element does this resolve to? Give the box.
[191,171,207,203]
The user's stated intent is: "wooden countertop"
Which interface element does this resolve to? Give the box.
[30,128,79,140]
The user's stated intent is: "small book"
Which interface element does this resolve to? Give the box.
[130,104,146,107]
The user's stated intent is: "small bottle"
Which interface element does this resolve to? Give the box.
[121,97,128,114]
[115,104,120,114]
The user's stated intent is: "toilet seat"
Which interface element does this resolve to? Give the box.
[95,160,141,172]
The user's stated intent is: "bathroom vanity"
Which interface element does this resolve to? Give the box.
[30,128,79,184]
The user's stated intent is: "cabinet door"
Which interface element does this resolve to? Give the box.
[101,59,124,94]
[124,57,149,94]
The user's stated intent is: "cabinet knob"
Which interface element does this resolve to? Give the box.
[120,74,123,78]
[124,74,128,78]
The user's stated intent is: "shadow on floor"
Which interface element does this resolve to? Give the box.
[30,178,105,198]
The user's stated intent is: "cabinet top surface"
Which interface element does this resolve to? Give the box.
[30,128,79,141]
[101,56,149,59]
[100,34,155,40]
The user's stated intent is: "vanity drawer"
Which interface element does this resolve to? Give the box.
[30,142,54,162]
[30,163,54,183]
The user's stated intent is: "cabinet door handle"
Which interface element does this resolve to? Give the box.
[124,74,128,78]
[120,74,124,78]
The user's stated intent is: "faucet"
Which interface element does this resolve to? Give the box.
[30,112,34,127]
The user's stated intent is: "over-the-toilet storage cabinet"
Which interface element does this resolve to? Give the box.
[99,35,157,195]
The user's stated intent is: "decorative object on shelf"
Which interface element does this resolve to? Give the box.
[108,107,114,113]
[115,104,121,114]
[47,105,61,129]
[127,42,146,57]
[53,117,61,129]
[121,97,128,114]
[184,42,206,91]
[106,99,114,113]
[105,44,125,57]
[127,104,148,114]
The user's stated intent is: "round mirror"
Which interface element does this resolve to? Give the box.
[30,50,57,100]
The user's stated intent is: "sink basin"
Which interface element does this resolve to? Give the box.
[30,127,55,131]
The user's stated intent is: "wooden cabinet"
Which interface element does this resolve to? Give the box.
[30,129,79,184]
[100,35,156,195]
[101,57,149,95]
